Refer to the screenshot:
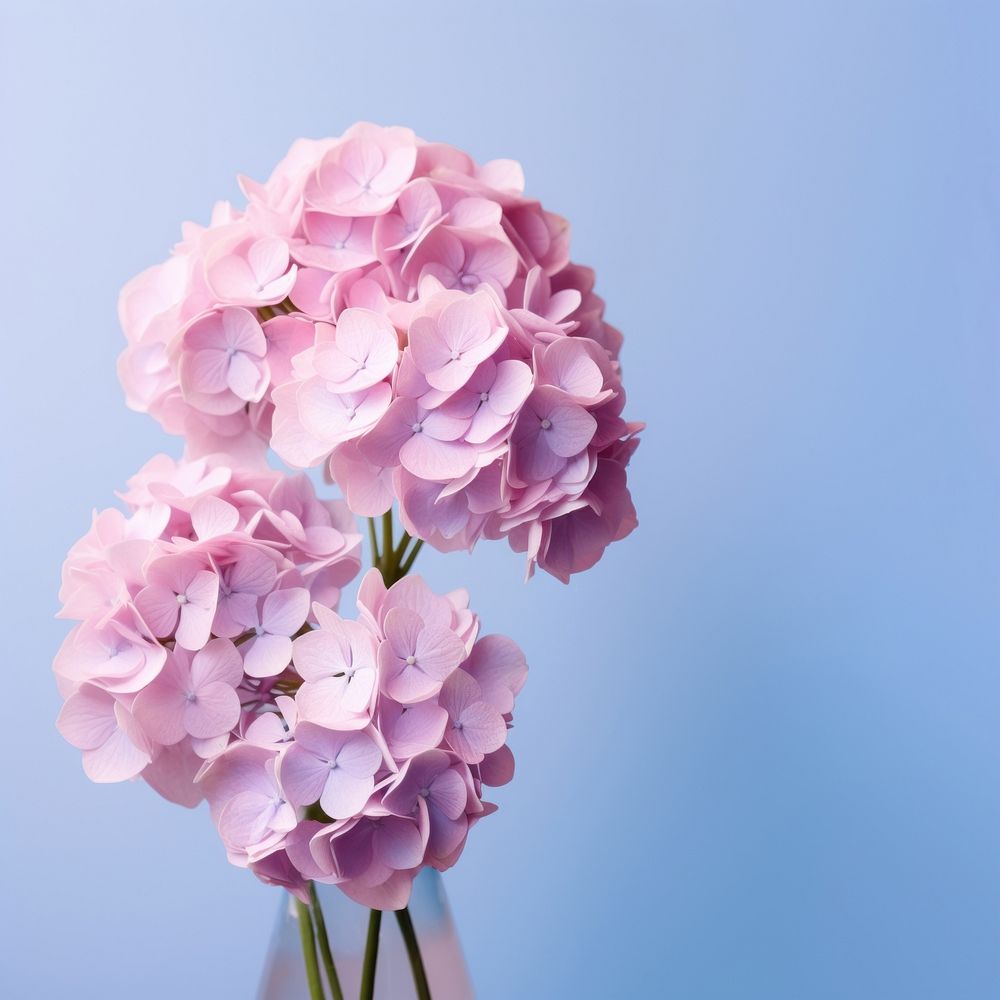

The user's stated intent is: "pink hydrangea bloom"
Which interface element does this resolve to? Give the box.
[57,507,527,909]
[54,454,361,803]
[115,122,639,580]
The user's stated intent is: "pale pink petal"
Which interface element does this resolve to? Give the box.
[175,601,215,651]
[133,584,180,638]
[243,633,294,679]
[191,638,244,689]
[248,237,290,287]
[321,769,374,819]
[261,587,310,636]
[335,732,383,778]
[83,726,151,783]
[56,686,117,750]
[184,681,241,739]
[228,550,278,596]
[430,767,468,821]
[413,625,466,680]
[191,496,239,540]
[399,434,476,480]
[292,627,351,682]
[226,351,268,401]
[546,401,598,457]
[277,743,329,807]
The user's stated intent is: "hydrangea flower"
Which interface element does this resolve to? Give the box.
[116,122,640,580]
[55,465,527,910]
[54,454,361,804]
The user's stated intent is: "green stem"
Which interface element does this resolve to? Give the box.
[359,909,382,1000]
[397,538,424,578]
[309,883,344,1000]
[395,907,432,1000]
[295,897,327,1000]
[367,517,380,568]
[380,511,395,580]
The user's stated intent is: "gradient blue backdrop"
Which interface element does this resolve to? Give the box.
[3,2,999,997]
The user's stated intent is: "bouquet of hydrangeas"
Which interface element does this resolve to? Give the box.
[56,123,639,998]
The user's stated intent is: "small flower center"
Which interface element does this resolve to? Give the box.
[449,349,461,361]
[405,655,417,666]
[540,418,552,430]
[176,593,189,605]
[479,392,490,403]
[411,422,423,434]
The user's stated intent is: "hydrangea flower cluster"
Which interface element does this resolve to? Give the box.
[118,122,640,581]
[55,456,526,908]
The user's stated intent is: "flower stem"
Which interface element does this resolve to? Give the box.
[359,908,382,1000]
[395,906,432,1000]
[380,511,395,580]
[295,896,327,1000]
[397,539,424,578]
[367,517,380,567]
[309,882,344,1000]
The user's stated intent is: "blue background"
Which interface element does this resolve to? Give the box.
[3,2,999,997]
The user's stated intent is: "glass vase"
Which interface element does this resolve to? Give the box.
[257,869,474,999]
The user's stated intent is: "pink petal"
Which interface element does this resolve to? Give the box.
[83,727,150,783]
[446,700,507,764]
[226,351,268,401]
[464,635,527,714]
[547,401,598,457]
[373,817,424,870]
[413,625,466,680]
[57,686,116,750]
[133,584,180,638]
[488,359,533,415]
[321,769,374,819]
[358,397,419,468]
[277,742,330,807]
[248,237,290,286]
[175,601,215,651]
[188,348,232,394]
[223,307,268,355]
[243,633,293,679]
[383,607,423,659]
[132,680,188,746]
[185,569,221,609]
[399,434,476,480]
[335,732,383,778]
[430,767,468,821]
[339,869,414,911]
[207,256,256,301]
[184,681,240,739]
[191,638,244,689]
[382,701,448,759]
[191,496,239,540]
[142,741,205,806]
[341,668,376,714]
[478,744,515,787]
[228,550,279,596]
[261,587,310,636]
[292,627,351,682]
